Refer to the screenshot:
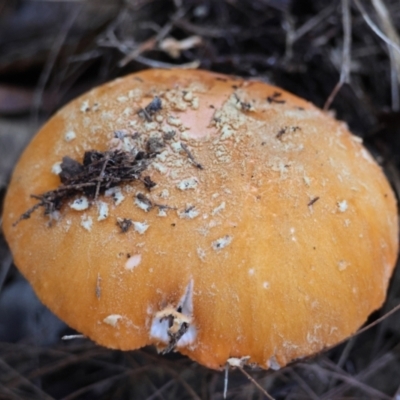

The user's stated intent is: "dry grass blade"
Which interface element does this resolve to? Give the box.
[288,369,319,400]
[0,247,12,293]
[25,347,108,383]
[319,302,400,354]
[353,0,400,55]
[237,366,276,400]
[32,5,82,123]
[327,336,356,390]
[145,379,174,400]
[0,386,21,400]
[60,366,151,400]
[293,3,336,42]
[299,361,392,400]
[324,0,351,110]
[371,0,400,110]
[160,368,202,400]
[0,358,55,400]
[318,348,398,399]
[349,302,400,337]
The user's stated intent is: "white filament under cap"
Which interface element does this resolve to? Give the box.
[224,363,229,399]
[61,334,86,340]
[224,357,250,399]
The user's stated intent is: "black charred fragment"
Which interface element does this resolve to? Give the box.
[139,109,151,122]
[136,192,153,210]
[135,151,146,161]
[158,203,177,211]
[146,96,162,114]
[308,197,320,207]
[138,96,162,121]
[267,91,285,104]
[185,205,196,213]
[241,102,252,112]
[117,217,133,233]
[276,126,301,139]
[143,175,157,190]
[83,150,105,167]
[163,130,176,140]
[14,149,154,225]
[146,136,165,155]
[59,157,84,184]
[276,128,287,139]
[135,192,173,212]
[233,93,252,112]
[114,130,140,140]
[180,143,203,169]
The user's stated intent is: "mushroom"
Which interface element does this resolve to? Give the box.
[2,69,398,370]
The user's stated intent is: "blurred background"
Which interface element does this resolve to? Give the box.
[0,0,400,398]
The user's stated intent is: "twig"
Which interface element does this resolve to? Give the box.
[118,36,157,67]
[95,157,110,199]
[237,366,276,400]
[119,7,186,67]
[99,29,200,69]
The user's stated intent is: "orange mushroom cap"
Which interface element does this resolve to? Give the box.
[2,69,398,370]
